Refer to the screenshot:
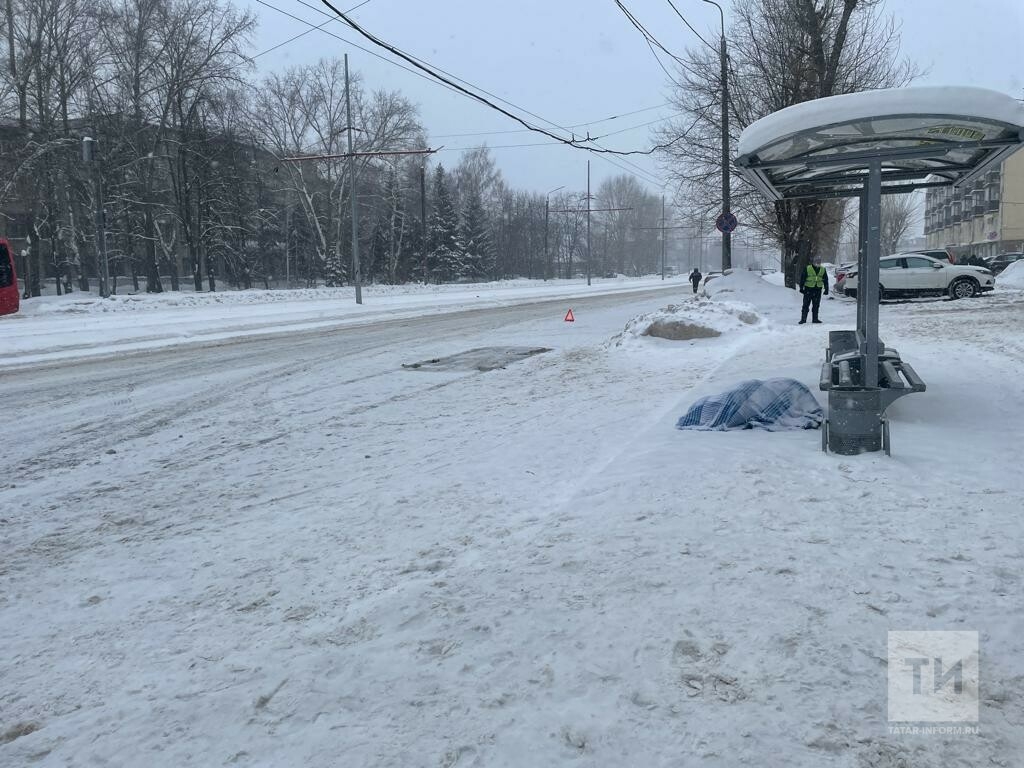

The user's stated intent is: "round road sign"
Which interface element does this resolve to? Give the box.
[715,211,738,234]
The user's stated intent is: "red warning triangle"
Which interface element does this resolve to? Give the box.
[564,309,575,322]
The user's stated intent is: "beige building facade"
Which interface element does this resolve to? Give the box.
[925,149,1024,259]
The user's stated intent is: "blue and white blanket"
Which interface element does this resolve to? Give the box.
[676,378,823,432]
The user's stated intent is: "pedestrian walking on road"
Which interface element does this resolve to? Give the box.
[690,268,702,294]
[799,255,829,324]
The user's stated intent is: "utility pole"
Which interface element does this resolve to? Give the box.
[286,141,438,294]
[550,191,634,282]
[661,195,666,280]
[283,144,439,293]
[586,161,591,286]
[82,137,109,298]
[703,0,731,271]
[344,54,362,304]
[544,197,549,281]
[420,164,428,284]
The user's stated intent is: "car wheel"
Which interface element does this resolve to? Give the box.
[949,277,978,299]
[879,284,888,302]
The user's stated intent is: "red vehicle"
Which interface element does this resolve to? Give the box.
[0,238,19,316]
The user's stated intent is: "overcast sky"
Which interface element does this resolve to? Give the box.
[239,0,1024,201]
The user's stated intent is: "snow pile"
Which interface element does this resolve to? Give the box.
[997,259,1024,288]
[608,269,801,348]
[703,268,805,320]
[610,298,763,346]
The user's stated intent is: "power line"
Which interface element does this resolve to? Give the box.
[664,0,716,51]
[573,102,673,126]
[254,0,471,102]
[254,0,674,188]
[316,0,692,158]
[592,112,685,140]
[303,0,596,139]
[613,0,707,83]
[643,37,689,91]
[427,103,673,140]
[434,140,665,189]
[251,0,374,61]
[436,142,562,152]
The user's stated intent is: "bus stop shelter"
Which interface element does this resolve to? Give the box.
[734,86,1024,454]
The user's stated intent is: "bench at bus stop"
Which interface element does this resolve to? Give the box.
[818,330,926,454]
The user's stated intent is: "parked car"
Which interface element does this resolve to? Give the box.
[893,248,956,264]
[834,262,855,294]
[843,254,994,300]
[986,252,1024,275]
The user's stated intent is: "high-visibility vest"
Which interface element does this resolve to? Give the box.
[804,264,826,289]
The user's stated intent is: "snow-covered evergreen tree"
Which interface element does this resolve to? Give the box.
[459,187,493,280]
[324,246,346,287]
[428,165,463,283]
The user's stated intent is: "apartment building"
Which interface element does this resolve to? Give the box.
[924,149,1024,260]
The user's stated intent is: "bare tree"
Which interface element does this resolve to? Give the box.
[880,193,920,255]
[595,175,662,276]
[656,0,919,287]
[252,59,421,286]
[453,146,503,211]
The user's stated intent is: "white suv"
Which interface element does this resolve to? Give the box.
[843,254,994,300]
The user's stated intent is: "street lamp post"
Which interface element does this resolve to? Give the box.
[544,185,564,281]
[661,195,666,280]
[702,0,731,272]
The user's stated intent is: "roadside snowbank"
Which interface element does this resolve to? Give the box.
[609,270,803,349]
[997,259,1024,288]
[610,298,764,347]
[14,276,678,316]
[706,268,807,319]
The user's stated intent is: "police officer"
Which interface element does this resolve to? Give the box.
[799,255,829,324]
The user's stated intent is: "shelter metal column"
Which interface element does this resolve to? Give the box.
[860,161,882,388]
[856,189,868,340]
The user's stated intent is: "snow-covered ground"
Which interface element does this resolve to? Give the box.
[0,275,686,367]
[2,273,1023,767]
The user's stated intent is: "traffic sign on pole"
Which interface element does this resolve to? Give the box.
[715,211,738,234]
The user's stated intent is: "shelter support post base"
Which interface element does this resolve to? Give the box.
[819,330,926,455]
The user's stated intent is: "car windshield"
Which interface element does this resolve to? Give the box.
[2,1,1020,766]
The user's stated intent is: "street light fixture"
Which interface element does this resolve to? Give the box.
[544,185,565,281]
[702,0,732,272]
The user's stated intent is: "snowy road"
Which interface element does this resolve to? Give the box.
[3,278,1024,767]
